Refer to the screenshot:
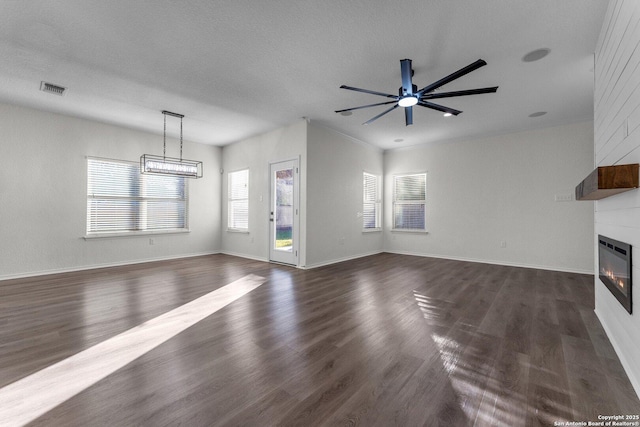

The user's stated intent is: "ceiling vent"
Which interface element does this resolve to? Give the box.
[40,81,67,96]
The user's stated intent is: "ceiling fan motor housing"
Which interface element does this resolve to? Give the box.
[399,85,418,97]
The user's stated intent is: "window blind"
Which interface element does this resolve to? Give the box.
[363,172,381,229]
[87,158,187,234]
[228,169,249,230]
[393,173,426,230]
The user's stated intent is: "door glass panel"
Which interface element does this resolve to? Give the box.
[275,168,294,252]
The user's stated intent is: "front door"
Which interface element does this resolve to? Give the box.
[269,159,299,265]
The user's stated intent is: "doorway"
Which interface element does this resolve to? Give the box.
[269,159,299,265]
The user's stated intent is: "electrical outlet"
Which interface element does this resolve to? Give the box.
[500,240,507,248]
[149,238,155,245]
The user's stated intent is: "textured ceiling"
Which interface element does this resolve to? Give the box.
[0,0,607,150]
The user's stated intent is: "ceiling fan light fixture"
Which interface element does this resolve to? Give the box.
[337,58,497,125]
[398,96,418,107]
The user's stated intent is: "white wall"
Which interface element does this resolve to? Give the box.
[221,120,307,264]
[593,0,640,397]
[0,103,221,279]
[219,120,384,268]
[305,123,384,267]
[384,122,594,273]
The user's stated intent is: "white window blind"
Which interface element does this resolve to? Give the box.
[393,173,426,230]
[363,172,381,230]
[228,169,249,230]
[87,158,188,235]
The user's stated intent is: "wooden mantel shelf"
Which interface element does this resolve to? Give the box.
[575,164,639,200]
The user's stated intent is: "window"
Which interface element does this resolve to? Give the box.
[363,172,381,230]
[228,169,249,231]
[393,173,426,231]
[87,158,187,235]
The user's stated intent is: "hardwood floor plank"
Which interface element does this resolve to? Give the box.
[503,298,534,355]
[323,354,424,426]
[532,290,559,326]
[376,356,471,427]
[526,381,574,427]
[565,362,620,421]
[218,388,299,427]
[448,328,502,424]
[555,299,591,340]
[529,326,570,390]
[477,285,514,338]
[475,349,530,427]
[606,374,640,416]
[578,307,619,360]
[561,334,607,376]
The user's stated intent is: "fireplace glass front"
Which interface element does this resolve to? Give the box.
[598,235,632,314]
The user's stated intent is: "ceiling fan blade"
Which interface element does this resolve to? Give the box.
[420,86,499,100]
[400,59,414,95]
[404,106,413,126]
[340,85,399,99]
[363,104,400,125]
[335,100,398,113]
[417,59,487,95]
[417,101,462,116]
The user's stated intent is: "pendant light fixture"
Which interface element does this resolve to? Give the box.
[140,110,203,178]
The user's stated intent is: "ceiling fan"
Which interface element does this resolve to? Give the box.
[336,59,498,126]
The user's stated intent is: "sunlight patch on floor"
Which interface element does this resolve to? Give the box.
[430,333,463,375]
[0,274,267,427]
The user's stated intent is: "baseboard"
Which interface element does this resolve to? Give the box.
[383,250,594,275]
[594,308,640,400]
[2,249,593,281]
[301,251,384,269]
[220,250,385,269]
[0,251,221,282]
[219,251,269,263]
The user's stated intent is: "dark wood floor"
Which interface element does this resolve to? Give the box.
[1,253,638,426]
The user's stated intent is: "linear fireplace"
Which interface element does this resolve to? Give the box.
[598,235,632,314]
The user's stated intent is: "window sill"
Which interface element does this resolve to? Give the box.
[363,228,382,233]
[391,229,429,234]
[227,228,250,234]
[84,229,190,239]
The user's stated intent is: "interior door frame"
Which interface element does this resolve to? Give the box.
[268,157,300,266]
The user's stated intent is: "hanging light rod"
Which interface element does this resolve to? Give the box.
[162,110,184,118]
[140,110,203,178]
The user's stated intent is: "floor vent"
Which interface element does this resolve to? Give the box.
[40,81,67,96]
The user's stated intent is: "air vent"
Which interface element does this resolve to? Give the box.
[40,81,67,96]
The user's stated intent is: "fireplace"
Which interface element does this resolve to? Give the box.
[598,235,632,314]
